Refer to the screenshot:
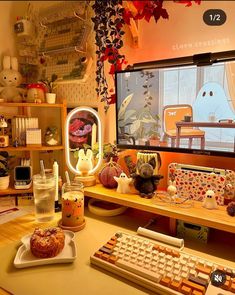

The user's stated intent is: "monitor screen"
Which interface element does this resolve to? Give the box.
[115,51,235,157]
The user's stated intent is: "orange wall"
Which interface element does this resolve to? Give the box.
[104,1,235,186]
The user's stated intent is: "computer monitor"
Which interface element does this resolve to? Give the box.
[115,50,235,158]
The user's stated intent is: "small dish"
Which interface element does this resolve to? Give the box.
[14,230,77,268]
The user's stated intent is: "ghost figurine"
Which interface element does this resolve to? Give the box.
[114,172,132,194]
[193,82,235,143]
[202,190,218,209]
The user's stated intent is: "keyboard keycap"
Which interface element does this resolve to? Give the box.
[91,231,235,295]
[116,259,161,282]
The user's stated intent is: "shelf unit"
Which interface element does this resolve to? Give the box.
[84,184,235,234]
[0,99,67,196]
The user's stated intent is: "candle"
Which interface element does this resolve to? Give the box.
[91,123,97,148]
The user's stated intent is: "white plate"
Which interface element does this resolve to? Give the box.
[14,230,77,268]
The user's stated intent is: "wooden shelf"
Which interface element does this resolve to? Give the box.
[0,145,64,151]
[0,186,33,196]
[84,184,235,234]
[0,102,65,108]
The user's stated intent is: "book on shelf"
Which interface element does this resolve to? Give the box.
[12,117,39,146]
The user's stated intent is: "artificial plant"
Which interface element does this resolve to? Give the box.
[91,0,126,112]
[91,0,201,111]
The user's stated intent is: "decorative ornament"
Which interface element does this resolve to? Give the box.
[99,159,122,188]
[226,202,235,217]
[202,190,218,210]
[44,126,60,146]
[91,0,201,112]
[167,180,177,199]
[114,172,132,194]
[132,152,163,198]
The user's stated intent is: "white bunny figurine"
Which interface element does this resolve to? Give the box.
[76,148,93,175]
[0,56,25,102]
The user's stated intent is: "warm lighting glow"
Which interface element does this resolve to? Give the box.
[65,106,102,176]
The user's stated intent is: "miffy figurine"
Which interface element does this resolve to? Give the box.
[76,148,93,175]
[202,190,218,209]
[114,172,132,194]
[167,180,177,199]
[0,56,25,102]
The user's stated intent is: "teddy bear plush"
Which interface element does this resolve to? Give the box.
[0,56,25,102]
[132,157,163,198]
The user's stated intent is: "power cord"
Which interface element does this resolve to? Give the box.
[143,216,163,229]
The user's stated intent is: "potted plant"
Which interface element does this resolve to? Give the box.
[40,74,58,104]
[0,151,11,190]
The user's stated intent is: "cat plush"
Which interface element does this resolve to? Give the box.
[132,157,163,198]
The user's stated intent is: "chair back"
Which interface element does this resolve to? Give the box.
[163,104,192,132]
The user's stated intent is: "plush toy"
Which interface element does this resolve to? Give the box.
[0,56,25,102]
[132,157,163,198]
[114,172,132,194]
[202,190,218,209]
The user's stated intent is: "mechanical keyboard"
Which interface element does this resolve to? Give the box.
[90,228,235,295]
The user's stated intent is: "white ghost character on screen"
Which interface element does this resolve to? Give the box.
[202,190,218,209]
[193,82,235,143]
[114,172,132,194]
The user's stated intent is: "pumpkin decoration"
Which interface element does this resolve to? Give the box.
[99,159,122,188]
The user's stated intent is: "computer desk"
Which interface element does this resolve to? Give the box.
[0,207,235,295]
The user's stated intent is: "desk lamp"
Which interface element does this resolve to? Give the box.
[65,106,102,186]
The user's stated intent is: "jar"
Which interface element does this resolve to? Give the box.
[61,182,85,230]
[27,83,45,103]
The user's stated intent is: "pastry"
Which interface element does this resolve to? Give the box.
[30,227,65,258]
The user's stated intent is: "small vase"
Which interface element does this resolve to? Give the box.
[0,175,10,190]
[46,93,56,104]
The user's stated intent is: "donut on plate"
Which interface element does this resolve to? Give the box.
[30,227,65,258]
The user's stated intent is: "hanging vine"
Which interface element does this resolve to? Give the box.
[91,0,126,112]
[91,0,201,112]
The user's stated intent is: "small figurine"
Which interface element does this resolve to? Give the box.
[76,148,93,175]
[132,157,163,198]
[202,190,218,209]
[114,172,132,194]
[167,180,177,199]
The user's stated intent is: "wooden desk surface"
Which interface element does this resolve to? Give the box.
[84,184,235,233]
[0,210,235,295]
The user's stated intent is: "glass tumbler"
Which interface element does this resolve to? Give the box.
[33,173,56,222]
[62,182,84,227]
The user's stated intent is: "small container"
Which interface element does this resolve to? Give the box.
[27,83,45,103]
[60,182,85,231]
